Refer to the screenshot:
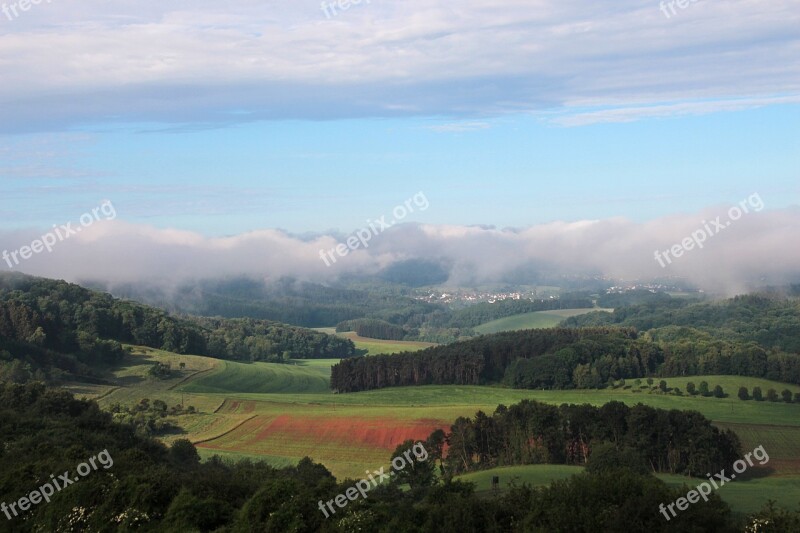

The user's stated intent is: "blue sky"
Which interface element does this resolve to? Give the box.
[3,104,798,235]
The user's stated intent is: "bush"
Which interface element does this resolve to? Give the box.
[738,387,750,400]
[686,382,697,395]
[781,389,793,403]
[699,381,710,396]
[752,387,763,401]
[766,389,780,402]
[713,385,725,398]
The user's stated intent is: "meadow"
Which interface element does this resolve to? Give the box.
[64,346,800,514]
[314,329,437,355]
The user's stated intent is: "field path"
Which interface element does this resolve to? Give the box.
[192,414,258,446]
[168,365,218,390]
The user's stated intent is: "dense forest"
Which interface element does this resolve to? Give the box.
[332,328,642,392]
[3,382,787,532]
[335,318,409,341]
[433,400,741,477]
[0,274,355,383]
[106,277,444,329]
[564,293,800,353]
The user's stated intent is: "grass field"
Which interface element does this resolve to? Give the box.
[313,328,437,355]
[474,308,613,335]
[63,348,800,513]
[457,465,800,515]
[337,331,437,355]
[182,359,334,394]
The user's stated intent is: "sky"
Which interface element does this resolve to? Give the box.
[0,0,798,289]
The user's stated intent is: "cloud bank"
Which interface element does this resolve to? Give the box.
[1,204,798,294]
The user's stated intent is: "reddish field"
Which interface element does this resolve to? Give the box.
[196,413,448,477]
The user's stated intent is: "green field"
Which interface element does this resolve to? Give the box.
[338,331,437,355]
[314,328,437,355]
[183,359,334,394]
[459,464,584,490]
[458,465,800,515]
[474,308,612,335]
[65,348,800,512]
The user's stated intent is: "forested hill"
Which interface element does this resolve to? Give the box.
[563,293,800,352]
[104,277,443,328]
[331,319,800,393]
[0,273,355,383]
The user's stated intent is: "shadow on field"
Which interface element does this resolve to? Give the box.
[737,466,775,480]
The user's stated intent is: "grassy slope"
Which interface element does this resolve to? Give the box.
[474,308,612,335]
[182,359,333,394]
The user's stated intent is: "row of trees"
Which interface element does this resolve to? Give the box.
[737,385,800,402]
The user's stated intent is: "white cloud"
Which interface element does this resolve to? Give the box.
[2,203,798,294]
[0,0,798,131]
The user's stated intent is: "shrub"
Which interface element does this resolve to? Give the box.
[738,387,750,400]
[766,389,779,402]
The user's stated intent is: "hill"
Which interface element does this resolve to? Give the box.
[0,273,355,384]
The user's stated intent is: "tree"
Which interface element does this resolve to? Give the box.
[586,442,648,475]
[170,439,201,467]
[659,380,668,392]
[686,382,697,395]
[713,385,725,398]
[766,389,779,402]
[781,389,793,403]
[699,381,710,396]
[738,386,750,400]
[646,377,654,386]
[752,387,763,401]
[390,439,435,489]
